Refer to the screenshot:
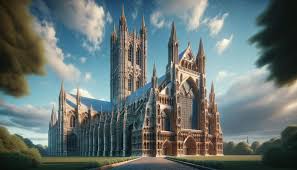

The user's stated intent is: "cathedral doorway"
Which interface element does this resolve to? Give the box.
[183,136,196,155]
[66,133,78,155]
[162,140,173,156]
[126,124,133,156]
[208,142,215,155]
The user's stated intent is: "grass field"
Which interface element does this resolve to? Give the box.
[29,157,136,170]
[169,155,295,170]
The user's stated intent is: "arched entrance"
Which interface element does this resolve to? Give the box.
[67,133,78,155]
[162,140,173,156]
[183,136,196,155]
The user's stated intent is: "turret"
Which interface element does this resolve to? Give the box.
[140,15,147,85]
[197,38,205,74]
[168,22,179,66]
[209,81,218,113]
[151,63,158,89]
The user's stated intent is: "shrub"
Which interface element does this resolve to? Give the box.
[0,152,34,169]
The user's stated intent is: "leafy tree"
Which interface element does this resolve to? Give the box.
[257,138,281,154]
[251,141,261,154]
[233,142,253,155]
[281,125,297,150]
[250,0,297,86]
[223,142,235,155]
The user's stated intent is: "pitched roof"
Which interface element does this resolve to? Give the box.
[66,93,112,113]
[126,75,166,105]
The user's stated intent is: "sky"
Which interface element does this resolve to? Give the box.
[1,0,296,146]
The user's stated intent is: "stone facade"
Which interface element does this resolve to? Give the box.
[48,6,223,157]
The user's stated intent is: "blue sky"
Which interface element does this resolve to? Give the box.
[1,0,296,146]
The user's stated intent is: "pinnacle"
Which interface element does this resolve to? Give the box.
[198,38,205,57]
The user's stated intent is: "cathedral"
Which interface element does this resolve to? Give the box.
[48,6,223,157]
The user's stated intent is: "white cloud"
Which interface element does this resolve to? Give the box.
[216,70,235,82]
[34,20,81,81]
[80,57,87,64]
[150,11,170,29]
[71,88,94,99]
[45,0,106,51]
[218,68,297,139]
[131,0,142,20]
[84,72,92,81]
[151,0,208,31]
[216,34,233,55]
[205,13,228,37]
[106,11,113,24]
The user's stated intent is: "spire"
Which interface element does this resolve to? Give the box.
[121,4,125,18]
[211,80,214,93]
[198,38,205,57]
[153,62,156,77]
[50,104,57,126]
[152,62,158,89]
[60,80,64,94]
[76,87,80,105]
[142,15,145,28]
[170,21,177,41]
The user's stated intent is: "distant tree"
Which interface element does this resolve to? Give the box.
[262,125,297,168]
[223,141,235,155]
[257,138,281,154]
[281,125,297,150]
[251,141,261,154]
[250,0,297,86]
[234,142,253,155]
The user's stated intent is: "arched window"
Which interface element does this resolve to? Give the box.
[128,44,133,62]
[136,48,141,66]
[70,115,75,127]
[136,78,140,89]
[128,75,133,91]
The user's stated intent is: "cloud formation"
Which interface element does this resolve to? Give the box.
[150,11,168,29]
[204,13,228,37]
[218,68,297,139]
[150,0,208,31]
[43,0,106,51]
[84,72,92,81]
[0,0,46,97]
[34,20,81,81]
[216,34,233,54]
[71,88,94,99]
[0,100,51,133]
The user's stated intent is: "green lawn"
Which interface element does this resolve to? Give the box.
[30,157,137,170]
[169,155,295,170]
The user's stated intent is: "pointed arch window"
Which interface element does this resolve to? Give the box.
[136,48,141,66]
[136,77,140,89]
[128,75,133,91]
[128,44,133,62]
[70,115,75,127]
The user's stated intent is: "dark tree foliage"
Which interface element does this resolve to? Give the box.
[250,0,297,86]
[0,0,46,97]
[251,141,260,153]
[0,126,41,169]
[262,126,297,168]
[233,142,253,155]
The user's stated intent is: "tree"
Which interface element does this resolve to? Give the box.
[234,142,253,155]
[281,125,297,150]
[0,0,46,97]
[250,0,297,86]
[223,141,235,155]
[251,141,261,154]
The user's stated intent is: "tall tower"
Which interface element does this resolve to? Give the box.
[110,5,147,106]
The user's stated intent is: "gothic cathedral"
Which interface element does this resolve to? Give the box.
[48,6,223,157]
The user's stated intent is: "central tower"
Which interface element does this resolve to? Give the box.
[110,5,147,106]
